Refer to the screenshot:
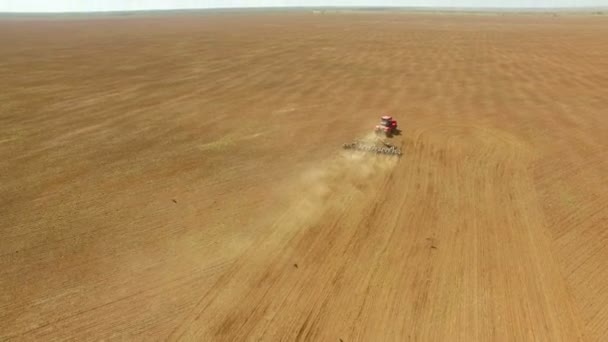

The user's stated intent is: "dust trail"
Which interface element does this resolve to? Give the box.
[279,132,399,234]
[171,134,401,340]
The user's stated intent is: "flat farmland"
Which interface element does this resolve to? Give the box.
[1,11,607,341]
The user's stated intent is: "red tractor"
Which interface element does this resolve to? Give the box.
[374,115,399,137]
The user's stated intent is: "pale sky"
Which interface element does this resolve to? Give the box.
[1,0,607,12]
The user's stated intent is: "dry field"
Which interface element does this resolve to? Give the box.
[1,11,607,341]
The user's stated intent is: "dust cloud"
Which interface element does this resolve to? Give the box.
[280,133,399,233]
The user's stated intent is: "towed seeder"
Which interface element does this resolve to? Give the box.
[342,140,402,156]
[342,114,403,156]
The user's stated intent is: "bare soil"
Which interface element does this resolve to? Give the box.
[1,12,607,341]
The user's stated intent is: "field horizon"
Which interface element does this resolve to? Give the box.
[2,5,608,17]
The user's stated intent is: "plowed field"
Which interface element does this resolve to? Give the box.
[1,11,607,341]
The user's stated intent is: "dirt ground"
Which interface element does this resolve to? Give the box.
[1,11,607,341]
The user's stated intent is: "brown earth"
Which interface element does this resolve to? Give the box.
[1,11,607,341]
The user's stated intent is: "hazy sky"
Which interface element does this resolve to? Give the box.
[1,0,607,12]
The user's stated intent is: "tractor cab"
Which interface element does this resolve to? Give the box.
[380,116,393,127]
[375,115,398,137]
